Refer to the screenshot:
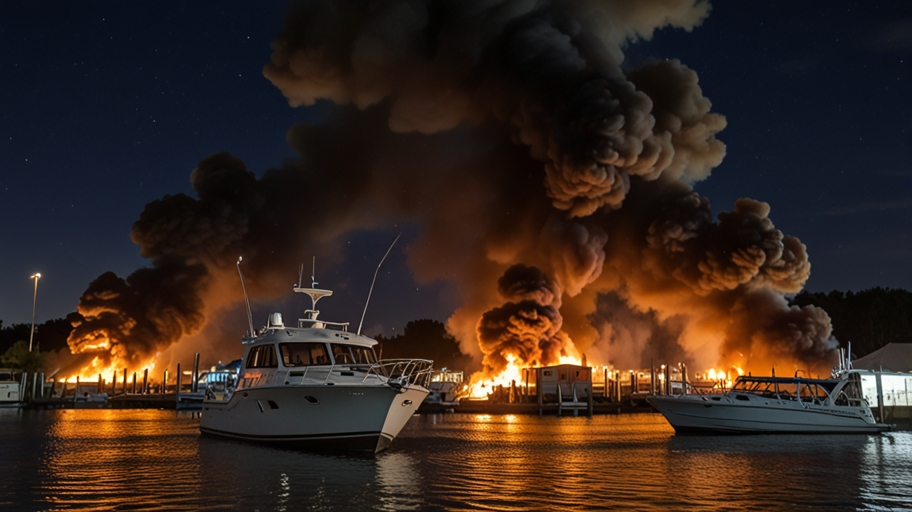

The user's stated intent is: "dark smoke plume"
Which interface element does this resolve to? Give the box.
[476,264,574,374]
[68,0,838,377]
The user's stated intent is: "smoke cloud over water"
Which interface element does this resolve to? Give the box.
[67,0,838,378]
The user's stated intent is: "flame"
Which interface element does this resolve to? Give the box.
[63,347,158,385]
[701,366,744,389]
[467,353,584,399]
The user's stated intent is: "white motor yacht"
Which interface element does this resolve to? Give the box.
[200,284,432,453]
[647,370,891,434]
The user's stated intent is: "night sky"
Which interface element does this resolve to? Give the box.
[3,1,910,339]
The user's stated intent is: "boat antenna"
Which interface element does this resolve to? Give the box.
[237,257,255,338]
[311,256,317,288]
[358,233,401,335]
[297,263,304,288]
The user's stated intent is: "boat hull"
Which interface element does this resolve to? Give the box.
[200,384,428,452]
[647,395,891,435]
[0,382,22,408]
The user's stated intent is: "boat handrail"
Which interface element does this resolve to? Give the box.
[277,361,432,388]
[296,318,350,331]
[225,359,434,393]
[366,359,434,388]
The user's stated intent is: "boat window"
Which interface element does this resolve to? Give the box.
[279,343,329,366]
[247,344,278,368]
[349,346,377,364]
[330,344,354,364]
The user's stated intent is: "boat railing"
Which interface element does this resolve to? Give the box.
[274,360,433,388]
[296,318,350,331]
[368,359,434,388]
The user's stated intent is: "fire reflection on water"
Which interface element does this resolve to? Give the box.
[2,410,908,510]
[40,410,202,510]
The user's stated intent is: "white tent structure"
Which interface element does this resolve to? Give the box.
[851,343,912,373]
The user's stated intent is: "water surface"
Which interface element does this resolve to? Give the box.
[0,409,908,511]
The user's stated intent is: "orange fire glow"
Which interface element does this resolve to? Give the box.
[701,366,744,389]
[467,353,584,399]
[63,354,157,384]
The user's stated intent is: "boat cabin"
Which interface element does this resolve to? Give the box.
[730,373,866,406]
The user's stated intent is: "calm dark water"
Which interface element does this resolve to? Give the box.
[0,408,909,511]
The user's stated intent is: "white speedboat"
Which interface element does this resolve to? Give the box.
[647,370,890,434]
[200,284,433,453]
[0,369,23,408]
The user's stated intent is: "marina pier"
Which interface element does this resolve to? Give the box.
[8,357,912,429]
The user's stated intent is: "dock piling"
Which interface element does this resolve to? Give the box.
[192,353,200,393]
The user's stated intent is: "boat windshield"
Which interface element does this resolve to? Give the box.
[730,377,832,402]
[280,342,330,366]
[330,343,377,365]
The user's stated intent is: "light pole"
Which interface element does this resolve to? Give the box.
[29,273,41,352]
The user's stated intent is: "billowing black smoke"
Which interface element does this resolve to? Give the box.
[68,0,838,378]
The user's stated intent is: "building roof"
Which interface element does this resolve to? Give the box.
[851,343,912,373]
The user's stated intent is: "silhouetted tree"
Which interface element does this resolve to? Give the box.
[0,316,76,355]
[0,340,46,373]
[0,322,31,354]
[792,287,912,357]
[376,319,472,370]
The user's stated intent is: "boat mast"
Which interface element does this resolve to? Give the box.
[294,257,332,318]
[358,233,401,335]
[237,257,255,338]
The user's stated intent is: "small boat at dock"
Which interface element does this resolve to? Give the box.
[0,369,24,408]
[200,282,433,453]
[647,370,891,434]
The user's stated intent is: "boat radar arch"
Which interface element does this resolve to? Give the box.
[294,286,333,316]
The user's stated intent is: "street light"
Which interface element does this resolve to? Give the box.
[29,273,41,352]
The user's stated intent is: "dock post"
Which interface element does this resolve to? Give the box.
[557,383,564,417]
[176,363,182,398]
[192,353,200,393]
[681,363,688,395]
[604,367,609,398]
[123,368,128,395]
[537,367,543,416]
[162,370,168,396]
[98,374,103,395]
[143,369,149,394]
[111,370,117,395]
[132,372,137,394]
[614,371,621,402]
[587,370,594,418]
[875,372,885,423]
[650,363,656,395]
[75,376,80,402]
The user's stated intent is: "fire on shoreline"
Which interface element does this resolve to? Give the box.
[61,354,157,384]
[466,354,583,399]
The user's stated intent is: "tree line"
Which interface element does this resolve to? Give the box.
[790,287,912,359]
[2,287,909,372]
